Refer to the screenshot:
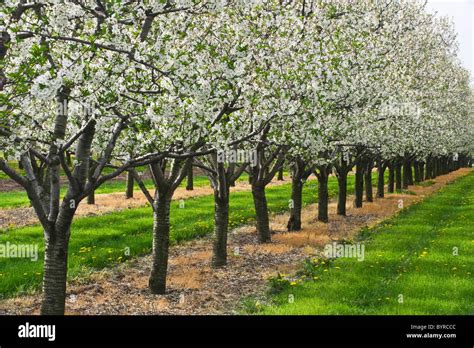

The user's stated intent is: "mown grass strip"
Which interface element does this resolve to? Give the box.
[0,175,360,298]
[0,172,275,209]
[0,175,210,209]
[258,172,474,315]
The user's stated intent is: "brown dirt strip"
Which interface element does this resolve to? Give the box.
[0,168,471,315]
[0,168,207,193]
[0,176,298,230]
[0,179,22,193]
[0,172,134,193]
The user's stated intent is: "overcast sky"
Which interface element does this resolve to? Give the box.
[425,0,474,80]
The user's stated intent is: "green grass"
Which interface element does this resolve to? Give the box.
[0,172,282,209]
[0,175,215,209]
[0,173,357,299]
[257,172,474,315]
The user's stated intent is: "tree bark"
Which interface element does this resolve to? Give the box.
[186,165,194,191]
[277,166,284,181]
[407,159,414,185]
[87,190,95,204]
[418,162,425,181]
[125,171,134,199]
[149,195,172,294]
[40,209,74,315]
[41,232,70,315]
[425,158,431,179]
[387,162,395,193]
[317,166,329,223]
[287,171,303,231]
[395,161,402,191]
[212,191,229,267]
[365,160,373,202]
[336,170,348,215]
[354,162,364,208]
[41,107,95,315]
[252,184,271,243]
[87,159,96,205]
[402,159,410,189]
[377,161,385,198]
[413,160,421,183]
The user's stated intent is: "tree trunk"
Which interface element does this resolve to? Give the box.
[41,232,70,315]
[407,160,414,185]
[277,166,284,181]
[402,159,409,189]
[87,190,95,205]
[336,170,348,215]
[212,191,229,267]
[418,162,425,181]
[87,159,96,205]
[425,158,431,179]
[186,166,194,191]
[413,160,421,183]
[149,195,172,294]
[395,162,402,191]
[365,161,373,202]
[354,162,364,208]
[287,173,303,231]
[252,184,271,243]
[377,161,385,198]
[317,166,329,223]
[40,209,74,315]
[388,162,395,193]
[125,171,134,199]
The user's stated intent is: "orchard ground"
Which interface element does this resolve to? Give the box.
[259,169,474,315]
[0,167,471,315]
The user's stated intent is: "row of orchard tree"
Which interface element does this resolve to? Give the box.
[1,0,472,315]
